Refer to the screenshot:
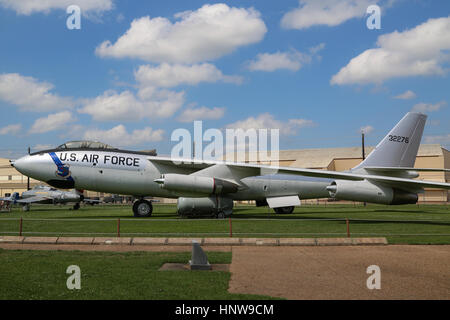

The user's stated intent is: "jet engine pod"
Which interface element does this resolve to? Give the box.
[155,174,239,196]
[326,180,418,205]
[177,196,234,218]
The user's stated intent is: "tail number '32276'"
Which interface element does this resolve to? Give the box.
[388,135,409,143]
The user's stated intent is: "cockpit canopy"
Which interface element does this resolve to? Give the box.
[31,140,157,156]
[57,141,117,150]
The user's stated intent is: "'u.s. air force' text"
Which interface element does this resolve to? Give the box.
[57,153,140,167]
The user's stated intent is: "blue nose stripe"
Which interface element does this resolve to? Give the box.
[49,152,74,182]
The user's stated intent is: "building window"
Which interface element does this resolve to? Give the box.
[8,175,12,181]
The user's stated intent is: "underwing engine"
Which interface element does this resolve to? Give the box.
[326,180,418,205]
[154,173,239,197]
[177,196,234,218]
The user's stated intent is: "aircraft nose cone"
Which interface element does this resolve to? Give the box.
[12,156,25,172]
[12,155,32,173]
[10,153,66,187]
[11,154,53,180]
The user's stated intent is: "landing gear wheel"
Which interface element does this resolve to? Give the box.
[216,211,225,219]
[73,203,80,210]
[133,199,153,217]
[22,204,30,212]
[274,206,294,214]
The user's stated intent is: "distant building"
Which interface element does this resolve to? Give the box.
[1,144,449,203]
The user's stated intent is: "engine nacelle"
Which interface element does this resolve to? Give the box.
[177,196,234,217]
[155,174,238,196]
[327,180,418,205]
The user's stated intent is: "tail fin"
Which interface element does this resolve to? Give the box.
[353,112,427,170]
[11,192,20,204]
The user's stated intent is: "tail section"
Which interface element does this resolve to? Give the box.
[353,112,427,170]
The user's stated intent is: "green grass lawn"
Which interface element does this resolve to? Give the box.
[0,249,273,300]
[0,203,449,244]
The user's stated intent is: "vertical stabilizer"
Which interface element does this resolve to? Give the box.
[353,112,427,169]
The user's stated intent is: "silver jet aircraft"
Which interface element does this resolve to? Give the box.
[9,112,450,217]
[0,185,97,211]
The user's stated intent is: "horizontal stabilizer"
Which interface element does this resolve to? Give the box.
[364,166,450,173]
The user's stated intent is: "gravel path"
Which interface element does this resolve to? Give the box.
[228,245,450,299]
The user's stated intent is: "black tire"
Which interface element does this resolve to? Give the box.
[133,200,153,217]
[274,206,294,214]
[216,211,225,219]
[73,203,80,210]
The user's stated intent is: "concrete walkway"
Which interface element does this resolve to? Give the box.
[0,235,387,246]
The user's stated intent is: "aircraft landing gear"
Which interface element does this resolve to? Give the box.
[133,199,153,217]
[22,204,30,212]
[73,203,80,210]
[274,206,294,214]
[216,211,225,219]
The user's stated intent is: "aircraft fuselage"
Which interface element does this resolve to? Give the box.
[13,150,330,201]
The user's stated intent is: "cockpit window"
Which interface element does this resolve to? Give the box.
[57,141,117,150]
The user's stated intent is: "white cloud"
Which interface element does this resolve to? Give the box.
[247,44,325,72]
[248,51,304,72]
[135,63,242,88]
[29,111,75,134]
[281,0,374,30]
[95,4,267,63]
[78,88,185,121]
[83,125,164,147]
[0,0,113,15]
[227,113,315,136]
[411,101,446,113]
[116,13,125,23]
[424,134,450,147]
[0,73,74,112]
[33,144,54,151]
[178,106,225,122]
[393,90,417,100]
[0,123,21,135]
[331,16,450,85]
[360,125,374,134]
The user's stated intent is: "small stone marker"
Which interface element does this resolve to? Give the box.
[189,240,212,270]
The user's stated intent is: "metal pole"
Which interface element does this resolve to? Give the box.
[229,217,232,238]
[362,132,367,207]
[361,133,365,160]
[19,217,23,236]
[27,147,31,190]
[346,218,350,238]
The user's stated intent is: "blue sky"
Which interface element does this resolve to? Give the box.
[0,0,449,158]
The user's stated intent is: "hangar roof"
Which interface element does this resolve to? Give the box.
[0,144,447,169]
[226,144,447,168]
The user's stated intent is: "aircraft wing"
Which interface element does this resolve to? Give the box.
[82,198,101,204]
[15,196,50,204]
[257,164,450,191]
[148,157,450,191]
